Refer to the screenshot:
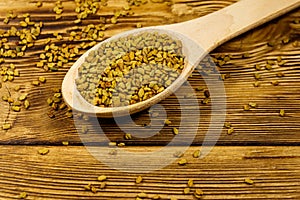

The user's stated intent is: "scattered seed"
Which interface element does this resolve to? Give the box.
[196,86,205,91]
[178,158,187,166]
[253,81,260,87]
[271,80,279,86]
[227,127,234,135]
[19,192,27,199]
[137,192,148,198]
[98,175,107,182]
[187,179,194,187]
[91,186,97,193]
[117,142,125,147]
[244,178,254,185]
[279,109,285,117]
[224,122,231,128]
[11,106,21,112]
[243,105,250,111]
[38,76,46,83]
[193,150,201,158]
[24,100,30,109]
[32,80,40,86]
[62,141,69,146]
[124,133,132,140]
[194,189,204,199]
[183,187,190,194]
[38,148,50,155]
[136,23,142,28]
[136,176,143,184]
[36,1,43,7]
[172,127,179,135]
[100,182,106,189]
[2,123,11,130]
[249,102,257,108]
[254,73,261,80]
[164,119,172,126]
[173,151,183,158]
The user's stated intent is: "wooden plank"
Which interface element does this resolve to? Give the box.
[0,0,299,145]
[0,145,299,199]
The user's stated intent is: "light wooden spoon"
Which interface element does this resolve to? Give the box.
[62,0,300,118]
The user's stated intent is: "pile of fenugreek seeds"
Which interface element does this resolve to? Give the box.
[76,31,185,107]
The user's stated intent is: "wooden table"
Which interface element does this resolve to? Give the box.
[0,0,299,199]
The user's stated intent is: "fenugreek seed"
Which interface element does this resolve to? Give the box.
[2,123,11,130]
[279,109,285,117]
[244,178,254,185]
[204,89,210,98]
[194,189,204,198]
[276,72,284,77]
[254,73,261,80]
[38,76,46,83]
[11,106,21,112]
[14,85,21,91]
[137,192,147,198]
[91,186,97,193]
[183,187,190,194]
[178,158,187,165]
[253,81,260,87]
[255,64,262,70]
[32,80,40,86]
[271,80,279,86]
[84,183,91,191]
[265,64,272,70]
[36,1,43,7]
[243,105,250,111]
[152,194,161,199]
[136,23,142,28]
[81,125,88,134]
[196,86,205,91]
[227,127,234,135]
[136,176,143,184]
[173,151,183,158]
[249,102,257,108]
[224,122,231,128]
[19,192,27,199]
[193,150,201,158]
[164,119,172,125]
[187,179,194,187]
[97,175,107,182]
[62,141,69,146]
[38,148,49,155]
[118,142,125,147]
[100,182,106,189]
[172,127,179,135]
[124,133,132,140]
[24,100,30,109]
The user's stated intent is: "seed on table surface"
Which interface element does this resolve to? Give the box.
[173,151,183,158]
[100,182,106,189]
[227,127,234,135]
[193,150,201,158]
[183,187,190,194]
[244,178,254,185]
[91,186,97,193]
[187,179,194,187]
[62,141,69,146]
[11,106,21,112]
[201,98,210,104]
[117,142,125,147]
[19,192,27,199]
[253,81,260,87]
[97,175,107,182]
[195,86,205,91]
[172,127,179,135]
[254,73,261,80]
[224,122,231,128]
[276,72,284,77]
[164,119,172,126]
[265,64,272,70]
[178,158,187,166]
[38,76,46,83]
[271,80,279,86]
[136,23,142,28]
[136,175,143,184]
[36,1,43,7]
[24,100,30,109]
[14,85,21,91]
[255,64,262,70]
[32,80,40,86]
[194,189,204,198]
[204,89,210,98]
[38,148,50,155]
[2,123,11,130]
[243,105,250,111]
[152,194,161,199]
[84,183,91,191]
[279,109,285,117]
[248,102,257,108]
[137,192,148,198]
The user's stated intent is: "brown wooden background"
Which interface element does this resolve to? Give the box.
[0,0,299,199]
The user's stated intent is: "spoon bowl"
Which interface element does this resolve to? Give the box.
[62,0,300,118]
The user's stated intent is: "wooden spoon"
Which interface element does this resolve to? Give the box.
[62,0,300,118]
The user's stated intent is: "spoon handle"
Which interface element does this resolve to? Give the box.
[163,0,300,51]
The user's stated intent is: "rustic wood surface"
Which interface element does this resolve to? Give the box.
[0,0,299,199]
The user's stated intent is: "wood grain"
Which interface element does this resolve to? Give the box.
[0,145,299,199]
